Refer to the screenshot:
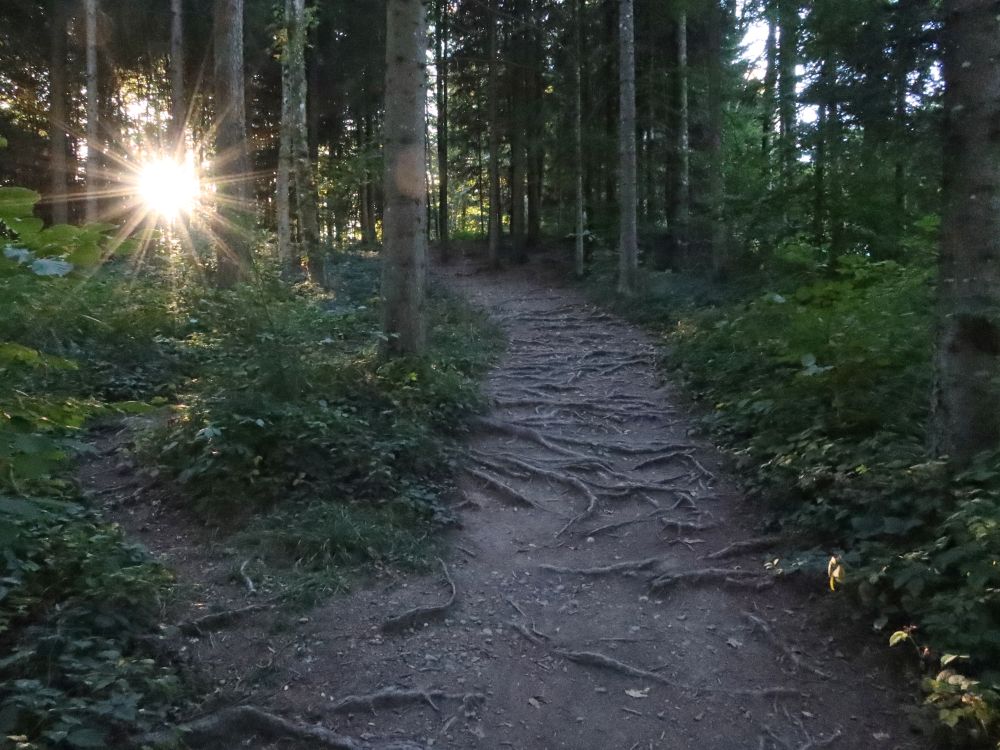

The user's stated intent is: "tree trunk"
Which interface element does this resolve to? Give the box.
[212,0,252,286]
[487,0,502,268]
[170,0,185,153]
[381,0,428,357]
[84,0,99,224]
[508,0,528,263]
[435,0,450,262]
[761,7,776,173]
[49,0,69,225]
[574,0,586,278]
[290,0,321,280]
[776,0,798,189]
[526,3,544,248]
[277,0,295,275]
[617,0,638,295]
[931,0,1000,463]
[675,9,691,265]
[706,0,729,276]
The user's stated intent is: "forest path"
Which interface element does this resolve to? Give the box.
[258,254,924,749]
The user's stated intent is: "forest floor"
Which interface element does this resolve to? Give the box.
[82,249,928,750]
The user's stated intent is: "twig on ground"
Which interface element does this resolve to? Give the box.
[537,558,662,576]
[706,535,785,560]
[239,559,256,594]
[381,560,457,634]
[648,568,771,593]
[178,604,273,636]
[330,688,485,715]
[743,612,831,679]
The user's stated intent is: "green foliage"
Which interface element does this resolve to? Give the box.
[147,257,499,521]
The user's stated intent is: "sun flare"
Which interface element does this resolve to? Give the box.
[137,157,201,219]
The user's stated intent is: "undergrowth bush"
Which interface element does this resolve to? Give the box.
[590,246,1000,745]
[1,188,181,748]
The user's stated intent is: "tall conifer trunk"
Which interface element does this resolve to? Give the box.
[487,0,502,268]
[617,0,638,294]
[48,0,69,225]
[932,0,1000,462]
[212,0,252,286]
[84,0,99,224]
[169,0,185,153]
[381,0,428,356]
[435,0,450,262]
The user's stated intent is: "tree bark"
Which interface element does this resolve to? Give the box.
[675,9,691,265]
[617,0,638,295]
[574,0,586,278]
[381,0,428,356]
[487,0,502,268]
[212,0,253,286]
[508,0,528,263]
[48,0,69,225]
[931,0,1000,463]
[435,0,450,262]
[169,0,185,154]
[277,0,295,275]
[776,0,798,189]
[84,0,99,224]
[706,0,729,276]
[290,0,321,280]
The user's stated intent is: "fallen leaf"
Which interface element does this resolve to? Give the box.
[726,638,743,649]
[624,688,650,699]
[528,697,542,709]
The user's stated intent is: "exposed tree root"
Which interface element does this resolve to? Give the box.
[510,619,545,645]
[472,416,585,458]
[555,649,680,688]
[138,705,425,749]
[330,688,485,715]
[537,557,662,576]
[659,517,717,534]
[463,466,552,512]
[706,535,785,560]
[648,568,772,593]
[469,451,599,532]
[381,560,457,634]
[634,450,714,481]
[178,604,273,636]
[743,612,831,679]
[555,649,801,699]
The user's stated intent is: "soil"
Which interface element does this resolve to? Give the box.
[80,251,931,750]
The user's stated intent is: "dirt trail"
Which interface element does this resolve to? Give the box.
[262,258,924,749]
[92,256,927,749]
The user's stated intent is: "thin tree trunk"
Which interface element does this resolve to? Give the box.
[707,0,729,276]
[487,0,502,268]
[436,0,450,262]
[277,0,295,275]
[49,0,69,225]
[675,9,690,265]
[84,0,99,224]
[509,0,528,262]
[761,7,776,174]
[212,0,252,286]
[170,0,185,153]
[931,0,1000,462]
[617,0,638,295]
[574,0,586,278]
[777,0,798,190]
[290,0,321,280]
[526,2,544,248]
[381,0,428,356]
